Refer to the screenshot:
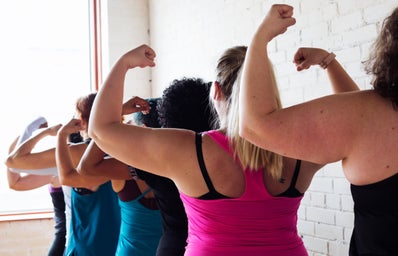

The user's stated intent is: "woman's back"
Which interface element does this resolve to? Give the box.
[65,181,121,256]
[116,179,162,256]
[350,173,398,255]
[180,130,307,256]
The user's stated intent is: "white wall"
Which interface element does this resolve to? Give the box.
[104,1,398,255]
[102,0,151,100]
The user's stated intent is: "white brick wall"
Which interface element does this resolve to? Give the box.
[103,0,398,255]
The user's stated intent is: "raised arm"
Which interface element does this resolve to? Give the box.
[6,137,53,190]
[88,45,201,191]
[293,47,360,93]
[6,124,62,170]
[56,118,109,189]
[239,4,355,164]
[77,140,131,180]
[78,96,153,180]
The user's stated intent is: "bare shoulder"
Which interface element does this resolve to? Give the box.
[342,90,398,184]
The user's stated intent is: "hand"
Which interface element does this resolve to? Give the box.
[39,122,48,129]
[46,124,62,136]
[293,48,329,71]
[26,116,48,132]
[58,119,84,137]
[122,96,151,115]
[257,4,296,42]
[122,44,156,69]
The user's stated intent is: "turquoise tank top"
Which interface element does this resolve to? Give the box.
[65,181,121,256]
[116,187,163,256]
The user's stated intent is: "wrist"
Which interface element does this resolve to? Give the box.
[57,129,70,139]
[319,52,336,69]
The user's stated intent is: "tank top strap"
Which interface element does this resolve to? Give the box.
[195,133,217,192]
[288,160,301,189]
[137,188,153,200]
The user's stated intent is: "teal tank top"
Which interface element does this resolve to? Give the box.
[65,181,121,256]
[116,187,163,256]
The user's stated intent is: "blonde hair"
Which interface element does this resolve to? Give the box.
[217,46,283,179]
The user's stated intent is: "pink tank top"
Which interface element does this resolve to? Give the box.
[179,130,307,256]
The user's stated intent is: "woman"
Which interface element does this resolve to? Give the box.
[88,40,358,255]
[76,97,162,256]
[81,77,214,256]
[239,4,398,255]
[6,117,66,256]
[6,93,121,256]
[57,93,164,256]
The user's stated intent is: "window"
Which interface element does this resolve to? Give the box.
[0,0,97,214]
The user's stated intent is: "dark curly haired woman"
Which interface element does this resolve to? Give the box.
[240,4,398,256]
[132,78,214,256]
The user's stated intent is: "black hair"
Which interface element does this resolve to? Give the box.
[133,98,161,128]
[157,77,215,132]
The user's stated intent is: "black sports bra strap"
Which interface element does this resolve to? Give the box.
[195,133,217,192]
[289,160,301,189]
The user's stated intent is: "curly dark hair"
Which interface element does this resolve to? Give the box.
[133,98,161,128]
[157,77,214,132]
[365,7,398,107]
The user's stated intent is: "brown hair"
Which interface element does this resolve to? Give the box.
[76,92,97,123]
[365,7,398,107]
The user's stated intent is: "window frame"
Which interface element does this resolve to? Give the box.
[0,0,102,218]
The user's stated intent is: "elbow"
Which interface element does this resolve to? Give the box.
[77,163,90,176]
[58,172,74,187]
[88,123,116,147]
[87,126,96,141]
[57,175,67,186]
[58,176,72,187]
[239,114,254,140]
[8,182,19,191]
[88,125,104,145]
[5,156,16,168]
[7,177,23,191]
[238,117,261,146]
[88,121,103,142]
[239,121,252,141]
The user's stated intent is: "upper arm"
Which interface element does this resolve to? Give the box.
[58,169,109,188]
[78,156,131,180]
[6,148,56,169]
[243,93,359,164]
[93,124,198,182]
[77,140,131,180]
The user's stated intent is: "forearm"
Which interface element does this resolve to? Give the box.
[326,58,360,93]
[56,133,76,185]
[78,141,103,175]
[78,142,132,180]
[56,130,109,188]
[240,40,278,137]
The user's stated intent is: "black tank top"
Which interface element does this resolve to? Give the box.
[349,173,398,255]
